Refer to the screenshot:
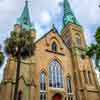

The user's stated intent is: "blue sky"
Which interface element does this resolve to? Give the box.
[0,0,100,81]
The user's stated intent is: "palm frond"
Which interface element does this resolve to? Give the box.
[4,30,35,59]
[0,52,4,67]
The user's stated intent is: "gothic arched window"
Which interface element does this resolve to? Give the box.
[83,71,88,84]
[76,34,81,46]
[18,91,22,100]
[49,60,64,88]
[66,77,74,100]
[66,77,72,93]
[52,42,58,52]
[40,72,46,100]
[88,71,93,85]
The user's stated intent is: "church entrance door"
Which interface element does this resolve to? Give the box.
[53,94,62,100]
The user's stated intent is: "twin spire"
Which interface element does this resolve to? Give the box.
[16,0,80,30]
[63,0,79,26]
[16,0,34,31]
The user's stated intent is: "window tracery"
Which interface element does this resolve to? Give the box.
[49,60,64,88]
[40,72,46,100]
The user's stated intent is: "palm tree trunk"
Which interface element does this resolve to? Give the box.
[13,53,21,100]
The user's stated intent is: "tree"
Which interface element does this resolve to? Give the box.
[74,27,100,77]
[0,45,4,67]
[4,28,35,100]
[86,27,100,73]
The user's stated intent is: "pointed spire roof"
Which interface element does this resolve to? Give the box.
[63,0,79,26]
[16,0,34,30]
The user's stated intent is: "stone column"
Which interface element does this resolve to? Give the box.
[30,86,35,100]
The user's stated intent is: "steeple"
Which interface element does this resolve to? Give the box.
[63,0,79,26]
[16,0,34,30]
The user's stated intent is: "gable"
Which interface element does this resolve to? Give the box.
[35,29,70,52]
[34,29,73,81]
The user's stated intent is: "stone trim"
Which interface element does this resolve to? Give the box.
[45,49,65,56]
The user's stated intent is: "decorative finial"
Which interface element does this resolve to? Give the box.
[52,24,57,33]
[25,0,28,5]
[52,24,55,29]
[25,0,28,2]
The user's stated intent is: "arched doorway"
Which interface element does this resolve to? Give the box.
[53,94,62,100]
[18,91,22,100]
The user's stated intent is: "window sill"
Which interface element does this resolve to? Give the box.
[45,49,65,56]
[48,87,64,91]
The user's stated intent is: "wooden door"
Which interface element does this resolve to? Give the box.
[53,94,62,100]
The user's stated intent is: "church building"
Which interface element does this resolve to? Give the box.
[0,0,100,100]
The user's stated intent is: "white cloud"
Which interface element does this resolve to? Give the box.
[70,0,100,26]
[68,0,100,47]
[39,11,51,24]
[84,27,94,45]
[34,22,45,39]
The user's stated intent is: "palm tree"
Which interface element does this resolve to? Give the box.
[4,28,35,100]
[0,45,4,67]
[86,27,100,73]
[74,27,100,77]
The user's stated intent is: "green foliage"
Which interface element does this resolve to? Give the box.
[4,30,35,59]
[0,51,4,67]
[86,44,96,57]
[95,27,100,43]
[86,27,100,72]
[75,27,100,72]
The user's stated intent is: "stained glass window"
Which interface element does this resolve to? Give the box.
[76,34,81,46]
[83,71,88,84]
[49,60,64,88]
[40,72,46,100]
[52,42,57,52]
[66,77,73,93]
[88,71,93,84]
[66,77,74,100]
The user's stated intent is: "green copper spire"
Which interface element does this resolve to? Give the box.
[63,0,79,26]
[16,0,34,30]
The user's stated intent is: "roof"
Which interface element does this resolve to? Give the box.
[35,26,70,50]
[16,0,34,30]
[63,0,80,26]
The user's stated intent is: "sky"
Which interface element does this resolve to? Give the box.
[0,0,100,81]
